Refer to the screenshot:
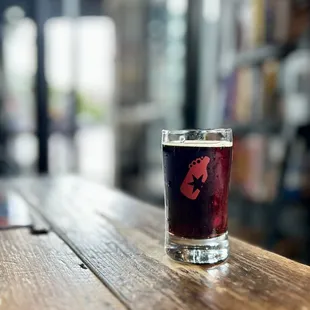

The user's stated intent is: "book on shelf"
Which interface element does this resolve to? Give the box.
[273,0,291,43]
[234,0,308,49]
[262,60,280,118]
[231,134,267,201]
[220,60,280,124]
[252,0,266,46]
[235,68,253,123]
[231,134,284,202]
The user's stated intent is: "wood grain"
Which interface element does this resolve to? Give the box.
[0,229,125,310]
[12,177,310,310]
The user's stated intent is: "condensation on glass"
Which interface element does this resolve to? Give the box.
[162,128,233,264]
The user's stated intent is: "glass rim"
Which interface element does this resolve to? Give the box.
[162,128,232,135]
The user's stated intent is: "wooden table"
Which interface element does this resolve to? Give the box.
[1,176,310,310]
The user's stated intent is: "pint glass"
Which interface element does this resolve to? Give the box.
[162,129,233,264]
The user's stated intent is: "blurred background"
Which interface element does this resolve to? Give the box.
[0,0,310,263]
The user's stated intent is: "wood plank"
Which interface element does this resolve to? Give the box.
[13,177,310,310]
[0,229,125,310]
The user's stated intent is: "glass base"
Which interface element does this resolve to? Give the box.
[165,232,229,264]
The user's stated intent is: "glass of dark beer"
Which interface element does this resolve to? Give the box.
[162,129,233,264]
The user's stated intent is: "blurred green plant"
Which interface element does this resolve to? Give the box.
[76,92,106,122]
[48,87,107,123]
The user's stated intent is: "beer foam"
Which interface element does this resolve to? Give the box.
[163,140,233,147]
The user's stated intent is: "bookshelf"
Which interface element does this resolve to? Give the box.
[228,120,282,135]
[213,0,310,262]
[234,43,297,67]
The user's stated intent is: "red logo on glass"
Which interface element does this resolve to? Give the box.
[180,156,210,200]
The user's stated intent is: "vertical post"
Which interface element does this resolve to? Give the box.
[34,0,49,173]
[0,6,5,151]
[108,0,150,193]
[184,0,202,128]
[62,0,80,172]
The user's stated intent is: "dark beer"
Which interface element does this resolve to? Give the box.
[162,140,232,240]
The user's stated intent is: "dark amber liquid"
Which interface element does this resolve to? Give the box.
[163,142,232,239]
